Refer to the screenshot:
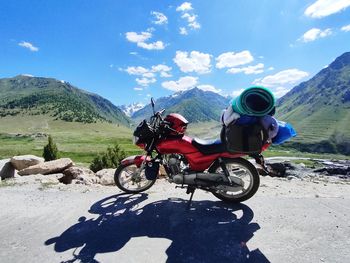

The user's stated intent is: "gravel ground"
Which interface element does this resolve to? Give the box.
[0,175,349,263]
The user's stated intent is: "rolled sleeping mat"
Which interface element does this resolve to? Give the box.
[232,86,275,116]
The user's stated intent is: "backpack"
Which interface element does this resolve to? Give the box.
[221,122,268,154]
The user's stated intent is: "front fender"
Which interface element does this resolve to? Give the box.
[121,155,151,167]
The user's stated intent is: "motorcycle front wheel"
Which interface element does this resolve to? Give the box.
[114,163,156,193]
[208,158,260,203]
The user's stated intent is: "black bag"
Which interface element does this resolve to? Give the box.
[221,122,268,154]
[133,120,155,144]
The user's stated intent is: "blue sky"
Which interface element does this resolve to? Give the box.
[1,0,350,106]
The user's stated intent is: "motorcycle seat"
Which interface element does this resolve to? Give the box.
[192,138,227,155]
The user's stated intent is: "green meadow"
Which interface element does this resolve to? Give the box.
[1,117,348,168]
[0,116,142,167]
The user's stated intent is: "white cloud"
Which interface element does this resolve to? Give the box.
[182,13,197,23]
[125,31,165,50]
[137,41,165,50]
[151,64,172,72]
[197,84,221,93]
[176,2,200,33]
[126,66,149,75]
[130,51,138,55]
[227,63,264,75]
[134,87,143,91]
[125,64,173,86]
[179,27,188,35]
[176,2,193,12]
[216,51,254,69]
[125,32,151,43]
[136,77,156,87]
[142,72,156,78]
[160,71,172,78]
[18,41,39,52]
[151,11,168,25]
[253,69,309,87]
[299,28,332,42]
[341,24,350,32]
[268,66,275,71]
[189,21,201,29]
[162,76,198,91]
[305,0,350,18]
[173,51,212,74]
[181,13,201,29]
[232,89,245,98]
[273,87,291,98]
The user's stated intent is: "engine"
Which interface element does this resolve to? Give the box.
[165,154,187,176]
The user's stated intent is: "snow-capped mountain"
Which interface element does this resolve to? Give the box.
[119,102,145,117]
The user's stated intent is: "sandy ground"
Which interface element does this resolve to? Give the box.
[0,175,349,263]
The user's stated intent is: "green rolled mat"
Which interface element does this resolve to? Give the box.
[232,86,275,116]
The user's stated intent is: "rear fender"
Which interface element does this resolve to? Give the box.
[121,155,151,167]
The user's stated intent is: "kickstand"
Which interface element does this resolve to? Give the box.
[186,186,196,209]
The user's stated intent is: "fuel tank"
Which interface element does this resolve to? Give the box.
[156,136,197,154]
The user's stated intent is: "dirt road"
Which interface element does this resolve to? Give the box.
[0,176,349,263]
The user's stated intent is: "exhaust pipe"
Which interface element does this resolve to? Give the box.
[172,173,243,187]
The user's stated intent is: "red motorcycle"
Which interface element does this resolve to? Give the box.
[115,99,269,203]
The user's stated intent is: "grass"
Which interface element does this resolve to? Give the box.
[1,116,348,169]
[0,115,142,167]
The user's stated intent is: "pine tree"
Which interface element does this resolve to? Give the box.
[43,135,59,161]
[90,143,126,172]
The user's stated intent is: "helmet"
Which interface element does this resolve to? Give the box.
[164,113,189,136]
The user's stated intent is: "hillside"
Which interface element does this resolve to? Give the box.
[277,52,350,154]
[0,75,130,125]
[132,88,230,123]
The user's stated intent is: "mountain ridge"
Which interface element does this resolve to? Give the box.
[277,51,350,154]
[0,75,130,125]
[131,87,231,123]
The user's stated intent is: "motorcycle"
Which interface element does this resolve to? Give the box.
[114,98,270,203]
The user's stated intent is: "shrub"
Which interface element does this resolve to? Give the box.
[90,143,126,172]
[43,135,59,161]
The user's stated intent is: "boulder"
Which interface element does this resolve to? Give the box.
[0,159,16,180]
[18,158,74,176]
[60,167,95,184]
[10,155,44,171]
[96,169,116,185]
[266,162,287,177]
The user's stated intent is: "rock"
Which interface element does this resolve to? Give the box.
[10,155,44,171]
[267,163,287,177]
[0,159,16,180]
[73,175,101,185]
[60,167,95,184]
[96,169,115,185]
[18,158,74,176]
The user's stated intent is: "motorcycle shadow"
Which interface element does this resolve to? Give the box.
[45,193,269,263]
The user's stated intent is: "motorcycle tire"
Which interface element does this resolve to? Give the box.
[114,163,157,194]
[208,157,260,203]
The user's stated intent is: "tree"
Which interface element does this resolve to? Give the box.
[90,143,126,172]
[43,135,59,161]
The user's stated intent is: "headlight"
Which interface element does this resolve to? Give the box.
[133,136,139,144]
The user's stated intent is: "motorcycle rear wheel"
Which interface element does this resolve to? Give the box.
[209,158,260,203]
[114,163,157,193]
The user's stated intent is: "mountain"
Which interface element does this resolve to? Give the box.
[119,102,145,117]
[132,88,231,123]
[0,75,130,125]
[277,52,350,154]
